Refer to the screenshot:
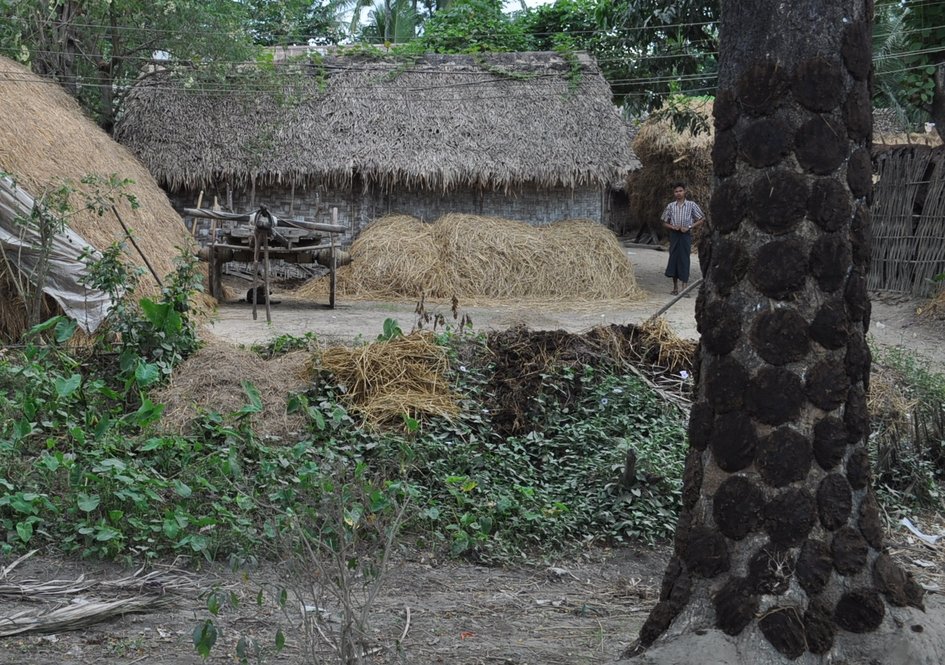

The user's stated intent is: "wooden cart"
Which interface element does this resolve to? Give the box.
[186,206,346,323]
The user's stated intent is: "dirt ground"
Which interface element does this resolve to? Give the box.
[2,521,944,665]
[2,246,944,664]
[0,545,665,665]
[206,245,945,368]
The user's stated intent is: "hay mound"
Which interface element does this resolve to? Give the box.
[315,332,458,426]
[153,342,309,439]
[921,287,945,320]
[298,213,643,301]
[330,215,442,297]
[627,98,714,240]
[0,55,206,341]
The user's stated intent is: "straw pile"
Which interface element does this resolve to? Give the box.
[638,317,699,374]
[920,287,945,320]
[0,55,204,340]
[153,341,309,439]
[626,98,714,239]
[868,363,918,430]
[297,213,643,301]
[314,332,458,426]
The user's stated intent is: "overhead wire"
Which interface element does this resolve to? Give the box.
[7,0,945,44]
[0,8,942,98]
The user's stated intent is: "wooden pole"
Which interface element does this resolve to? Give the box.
[251,228,261,321]
[263,232,272,324]
[111,206,163,288]
[191,191,204,236]
[329,207,338,309]
[645,279,702,324]
[208,217,219,300]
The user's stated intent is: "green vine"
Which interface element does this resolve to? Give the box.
[552,38,583,95]
[471,53,536,82]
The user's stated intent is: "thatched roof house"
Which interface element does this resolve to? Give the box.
[0,55,195,341]
[115,52,639,236]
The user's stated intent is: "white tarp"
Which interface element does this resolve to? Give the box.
[0,175,113,333]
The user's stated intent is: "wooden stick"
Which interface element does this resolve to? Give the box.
[646,279,702,324]
[263,232,272,324]
[190,191,204,235]
[251,228,261,321]
[209,217,219,299]
[399,606,411,644]
[111,206,163,288]
[329,207,338,309]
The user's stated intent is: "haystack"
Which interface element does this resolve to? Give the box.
[627,98,714,239]
[314,332,458,426]
[0,56,199,341]
[297,213,644,301]
[153,341,309,439]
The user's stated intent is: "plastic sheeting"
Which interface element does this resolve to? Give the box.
[0,175,113,333]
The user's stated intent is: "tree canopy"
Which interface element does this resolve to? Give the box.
[1,0,938,132]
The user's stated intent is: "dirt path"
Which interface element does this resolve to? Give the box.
[206,246,945,368]
[0,546,666,665]
[3,519,943,665]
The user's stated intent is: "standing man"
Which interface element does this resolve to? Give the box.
[661,182,705,295]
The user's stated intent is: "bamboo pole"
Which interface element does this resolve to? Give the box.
[112,206,163,288]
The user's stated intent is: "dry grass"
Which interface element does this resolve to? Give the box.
[638,317,698,373]
[869,364,919,429]
[313,332,458,427]
[153,340,309,439]
[0,55,210,340]
[627,98,714,238]
[297,213,643,302]
[920,287,945,320]
[631,99,715,166]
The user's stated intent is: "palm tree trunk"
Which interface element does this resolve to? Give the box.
[624,1,945,663]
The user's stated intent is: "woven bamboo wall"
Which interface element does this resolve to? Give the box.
[870,145,945,297]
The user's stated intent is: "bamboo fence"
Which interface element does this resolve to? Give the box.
[869,145,945,297]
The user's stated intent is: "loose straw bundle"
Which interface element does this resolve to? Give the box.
[153,341,309,438]
[298,213,643,301]
[638,317,698,374]
[315,332,458,426]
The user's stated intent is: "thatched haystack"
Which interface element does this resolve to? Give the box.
[297,213,644,301]
[323,215,443,297]
[153,341,309,439]
[627,98,714,239]
[314,332,458,427]
[0,55,198,340]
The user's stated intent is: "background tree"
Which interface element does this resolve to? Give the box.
[521,0,718,113]
[358,0,421,44]
[411,0,532,53]
[874,0,945,138]
[0,0,349,132]
[243,0,346,46]
[625,0,944,662]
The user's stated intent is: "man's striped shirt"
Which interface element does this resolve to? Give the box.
[661,200,704,231]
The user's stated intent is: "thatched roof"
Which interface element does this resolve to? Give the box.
[0,55,193,295]
[114,52,640,192]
